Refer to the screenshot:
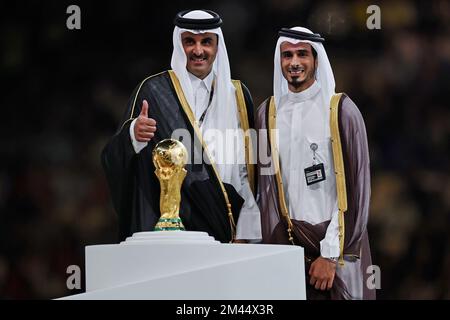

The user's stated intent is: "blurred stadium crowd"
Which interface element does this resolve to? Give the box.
[0,0,449,299]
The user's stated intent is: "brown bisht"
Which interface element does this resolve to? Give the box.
[256,93,376,300]
[101,71,255,243]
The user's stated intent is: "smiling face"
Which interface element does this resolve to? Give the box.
[280,41,317,92]
[181,31,218,79]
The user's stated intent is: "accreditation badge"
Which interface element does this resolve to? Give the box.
[304,163,326,185]
[304,142,326,186]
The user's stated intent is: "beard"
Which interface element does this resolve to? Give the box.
[287,67,316,91]
[289,76,304,89]
[281,59,317,91]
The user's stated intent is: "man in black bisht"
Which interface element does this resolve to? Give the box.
[101,10,261,243]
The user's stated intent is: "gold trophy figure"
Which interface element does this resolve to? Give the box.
[153,139,188,231]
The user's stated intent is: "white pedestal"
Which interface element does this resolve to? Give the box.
[59,231,306,300]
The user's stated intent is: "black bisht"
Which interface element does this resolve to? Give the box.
[101,71,252,243]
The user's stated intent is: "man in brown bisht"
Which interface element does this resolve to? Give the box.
[256,26,375,299]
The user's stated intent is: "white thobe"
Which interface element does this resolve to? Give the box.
[276,81,340,258]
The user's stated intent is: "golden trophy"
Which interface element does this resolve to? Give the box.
[153,139,188,231]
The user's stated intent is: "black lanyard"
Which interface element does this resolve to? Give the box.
[198,82,215,127]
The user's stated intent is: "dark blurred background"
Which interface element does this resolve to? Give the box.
[0,0,449,299]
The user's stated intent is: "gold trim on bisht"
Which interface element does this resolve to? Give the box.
[168,70,237,241]
[267,97,295,245]
[330,93,347,266]
[119,71,166,132]
[232,80,255,195]
[267,97,327,252]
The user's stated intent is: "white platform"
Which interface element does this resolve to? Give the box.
[60,231,306,300]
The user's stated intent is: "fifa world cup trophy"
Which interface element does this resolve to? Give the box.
[152,139,188,231]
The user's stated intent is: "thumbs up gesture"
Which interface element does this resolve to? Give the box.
[134,100,157,142]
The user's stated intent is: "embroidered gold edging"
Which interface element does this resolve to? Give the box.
[119,118,136,133]
[330,93,347,266]
[232,80,255,195]
[268,97,320,250]
[119,71,166,132]
[168,70,236,241]
[267,97,295,244]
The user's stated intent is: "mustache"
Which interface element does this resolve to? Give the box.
[288,66,305,72]
[189,53,208,59]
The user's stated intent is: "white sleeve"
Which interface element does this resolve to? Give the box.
[320,207,341,258]
[235,164,262,240]
[129,118,148,154]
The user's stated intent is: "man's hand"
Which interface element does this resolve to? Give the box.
[309,256,336,291]
[134,100,157,142]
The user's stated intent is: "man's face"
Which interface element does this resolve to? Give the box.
[181,31,218,79]
[280,41,317,92]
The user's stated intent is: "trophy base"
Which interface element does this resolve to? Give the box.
[154,218,185,231]
[120,231,219,244]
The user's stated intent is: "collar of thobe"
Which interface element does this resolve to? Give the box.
[188,70,214,93]
[285,80,321,104]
